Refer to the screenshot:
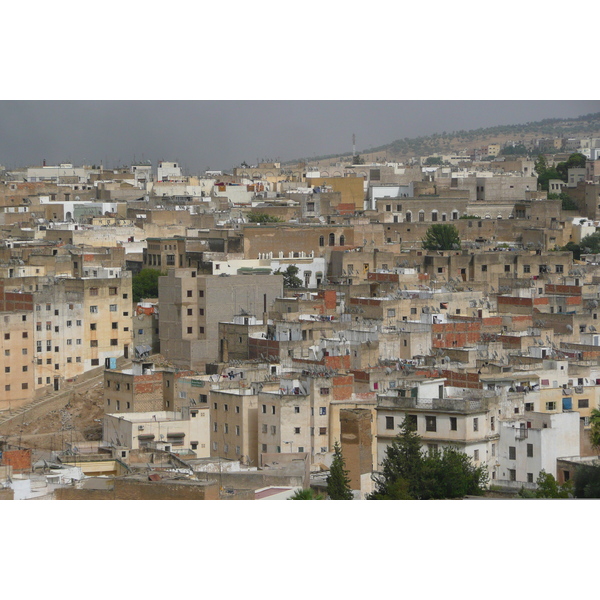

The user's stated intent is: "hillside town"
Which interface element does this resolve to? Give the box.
[3,126,600,500]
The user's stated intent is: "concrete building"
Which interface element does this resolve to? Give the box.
[103,406,210,456]
[158,269,283,370]
[496,411,580,488]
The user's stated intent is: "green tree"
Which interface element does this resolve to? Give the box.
[248,213,284,223]
[422,224,461,251]
[419,446,488,499]
[425,156,443,165]
[574,463,600,498]
[579,232,600,255]
[275,265,303,288]
[369,418,422,499]
[132,268,165,303]
[589,408,600,450]
[532,470,572,498]
[560,241,582,261]
[326,441,353,500]
[289,488,324,500]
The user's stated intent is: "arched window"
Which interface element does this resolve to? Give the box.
[339,235,345,246]
[431,211,438,222]
[319,235,325,247]
[329,233,335,246]
[406,211,412,223]
[418,211,425,222]
[452,211,459,221]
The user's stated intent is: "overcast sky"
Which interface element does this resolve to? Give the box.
[0,100,598,173]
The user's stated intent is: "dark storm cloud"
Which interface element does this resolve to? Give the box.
[0,100,598,172]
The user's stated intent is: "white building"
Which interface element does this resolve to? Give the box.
[103,407,210,456]
[496,411,580,488]
[157,161,183,182]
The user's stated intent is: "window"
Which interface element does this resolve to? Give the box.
[90,323,97,331]
[509,446,516,460]
[449,416,457,431]
[546,402,557,411]
[387,308,396,318]
[386,416,394,430]
[319,407,327,416]
[272,406,276,415]
[213,422,218,433]
[425,416,436,432]
[262,424,268,434]
[270,425,276,435]
[90,340,98,347]
[261,444,267,453]
[109,287,117,295]
[22,383,28,390]
[262,405,266,414]
[527,444,533,458]
[110,339,118,346]
[473,449,479,461]
[491,443,495,457]
[319,427,327,435]
[509,469,516,481]
[294,427,301,434]
[320,387,330,395]
[578,399,589,408]
[481,265,487,272]
[76,320,82,326]
[235,425,240,436]
[187,290,193,297]
[473,417,479,432]
[90,287,99,296]
[527,473,534,483]
[76,339,82,345]
[187,308,193,316]
[109,304,117,312]
[90,305,98,313]
[525,402,534,411]
[294,406,300,413]
[407,414,418,430]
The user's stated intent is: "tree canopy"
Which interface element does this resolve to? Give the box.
[422,224,461,251]
[288,488,324,500]
[573,463,600,498]
[369,418,487,499]
[536,152,587,191]
[247,213,284,223]
[275,264,303,288]
[132,268,165,303]
[326,441,353,500]
[519,470,572,498]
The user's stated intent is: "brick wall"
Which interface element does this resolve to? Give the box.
[1,449,31,472]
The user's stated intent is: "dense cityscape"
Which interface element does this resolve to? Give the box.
[2,111,600,500]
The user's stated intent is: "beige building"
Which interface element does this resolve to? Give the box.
[103,406,210,456]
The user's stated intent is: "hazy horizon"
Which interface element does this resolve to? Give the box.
[0,100,598,173]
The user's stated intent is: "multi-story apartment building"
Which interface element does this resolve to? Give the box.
[256,373,353,463]
[158,269,282,370]
[0,287,35,410]
[375,378,498,475]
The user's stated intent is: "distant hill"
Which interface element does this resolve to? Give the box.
[284,111,600,167]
